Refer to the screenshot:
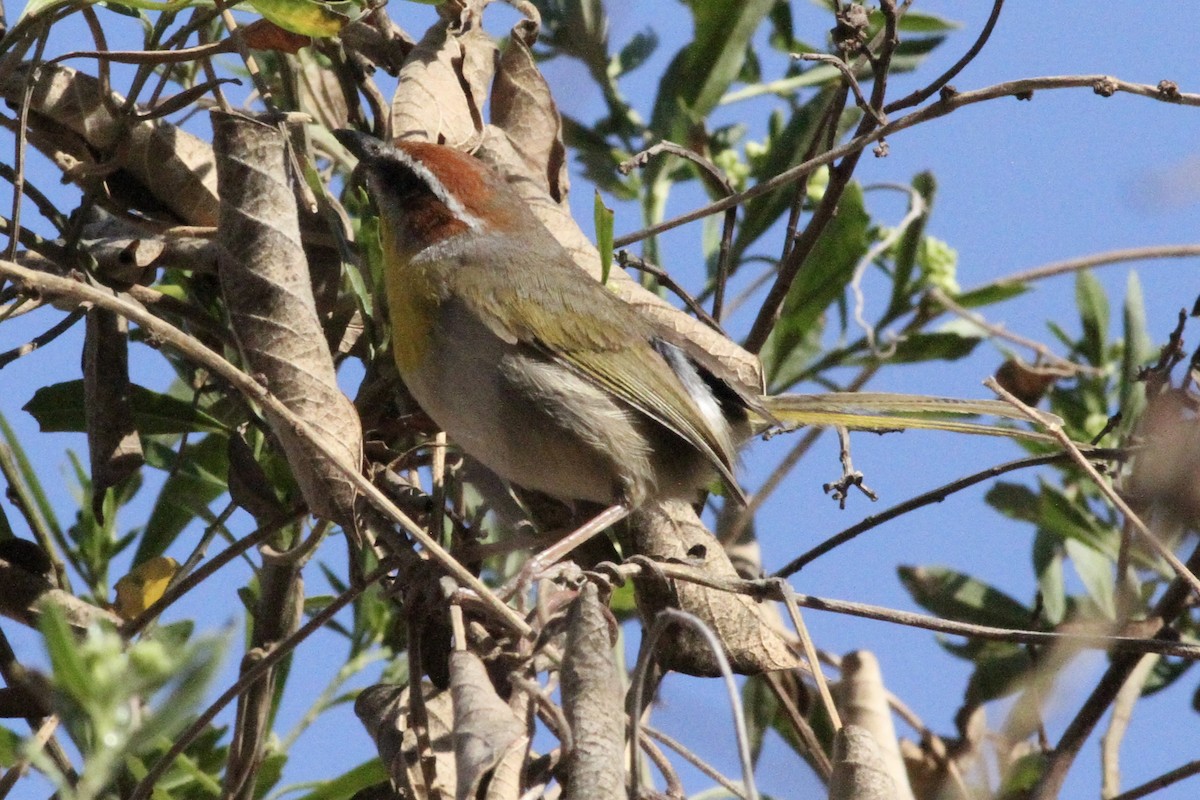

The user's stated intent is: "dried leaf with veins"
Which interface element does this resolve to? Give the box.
[449,650,528,800]
[491,16,568,202]
[212,111,361,529]
[631,499,799,676]
[356,682,457,799]
[391,12,496,148]
[3,63,220,226]
[561,581,625,800]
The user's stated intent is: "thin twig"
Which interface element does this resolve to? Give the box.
[850,182,927,354]
[643,725,748,800]
[0,308,84,368]
[630,610,759,800]
[929,287,1101,376]
[619,141,738,322]
[599,561,1200,660]
[617,251,722,332]
[1110,759,1200,800]
[796,52,886,127]
[884,0,1006,113]
[779,585,841,731]
[777,448,1126,577]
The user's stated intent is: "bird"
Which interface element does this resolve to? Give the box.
[335,132,761,555]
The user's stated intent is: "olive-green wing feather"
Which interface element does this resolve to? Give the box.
[450,242,744,499]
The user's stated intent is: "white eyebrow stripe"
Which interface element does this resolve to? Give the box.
[393,147,485,232]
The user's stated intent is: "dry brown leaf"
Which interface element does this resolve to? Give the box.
[356,682,457,800]
[391,11,495,149]
[1128,389,1200,525]
[837,651,914,800]
[829,725,900,800]
[242,19,313,54]
[449,650,527,800]
[561,582,624,800]
[3,63,220,226]
[212,111,362,530]
[84,307,143,519]
[295,48,351,132]
[631,499,798,676]
[491,16,568,203]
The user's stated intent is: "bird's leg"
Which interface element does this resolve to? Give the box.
[498,503,630,601]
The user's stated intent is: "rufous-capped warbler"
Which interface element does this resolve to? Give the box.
[337,132,758,521]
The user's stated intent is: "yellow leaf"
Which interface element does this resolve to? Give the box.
[247,0,349,38]
[113,556,179,621]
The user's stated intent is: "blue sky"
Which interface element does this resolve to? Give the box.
[2,2,1199,798]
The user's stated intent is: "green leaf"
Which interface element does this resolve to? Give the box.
[1036,482,1119,562]
[0,410,62,542]
[998,752,1049,798]
[872,331,981,365]
[762,181,871,392]
[594,190,614,284]
[648,0,777,141]
[137,434,230,564]
[0,726,20,768]
[985,482,1041,523]
[38,604,92,703]
[732,89,838,261]
[898,565,1033,630]
[894,10,962,33]
[742,674,774,766]
[962,642,1031,704]
[1119,271,1152,424]
[886,172,936,315]
[1075,271,1109,365]
[24,380,228,435]
[246,0,349,37]
[615,29,658,76]
[953,282,1029,309]
[1032,529,1066,625]
[293,759,390,800]
[1064,538,1116,620]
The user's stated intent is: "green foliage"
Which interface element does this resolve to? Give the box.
[35,607,225,800]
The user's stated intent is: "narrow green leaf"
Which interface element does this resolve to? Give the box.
[1075,271,1109,365]
[247,0,349,37]
[985,482,1040,523]
[137,435,230,564]
[869,331,981,365]
[1119,271,1152,424]
[615,29,658,75]
[898,565,1033,630]
[1064,538,1116,620]
[594,189,614,284]
[24,380,228,435]
[649,0,777,140]
[0,411,62,541]
[886,171,936,315]
[1032,529,1066,625]
[38,604,92,703]
[763,181,871,391]
[294,759,390,800]
[953,282,1029,309]
[894,11,962,33]
[963,642,1031,704]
